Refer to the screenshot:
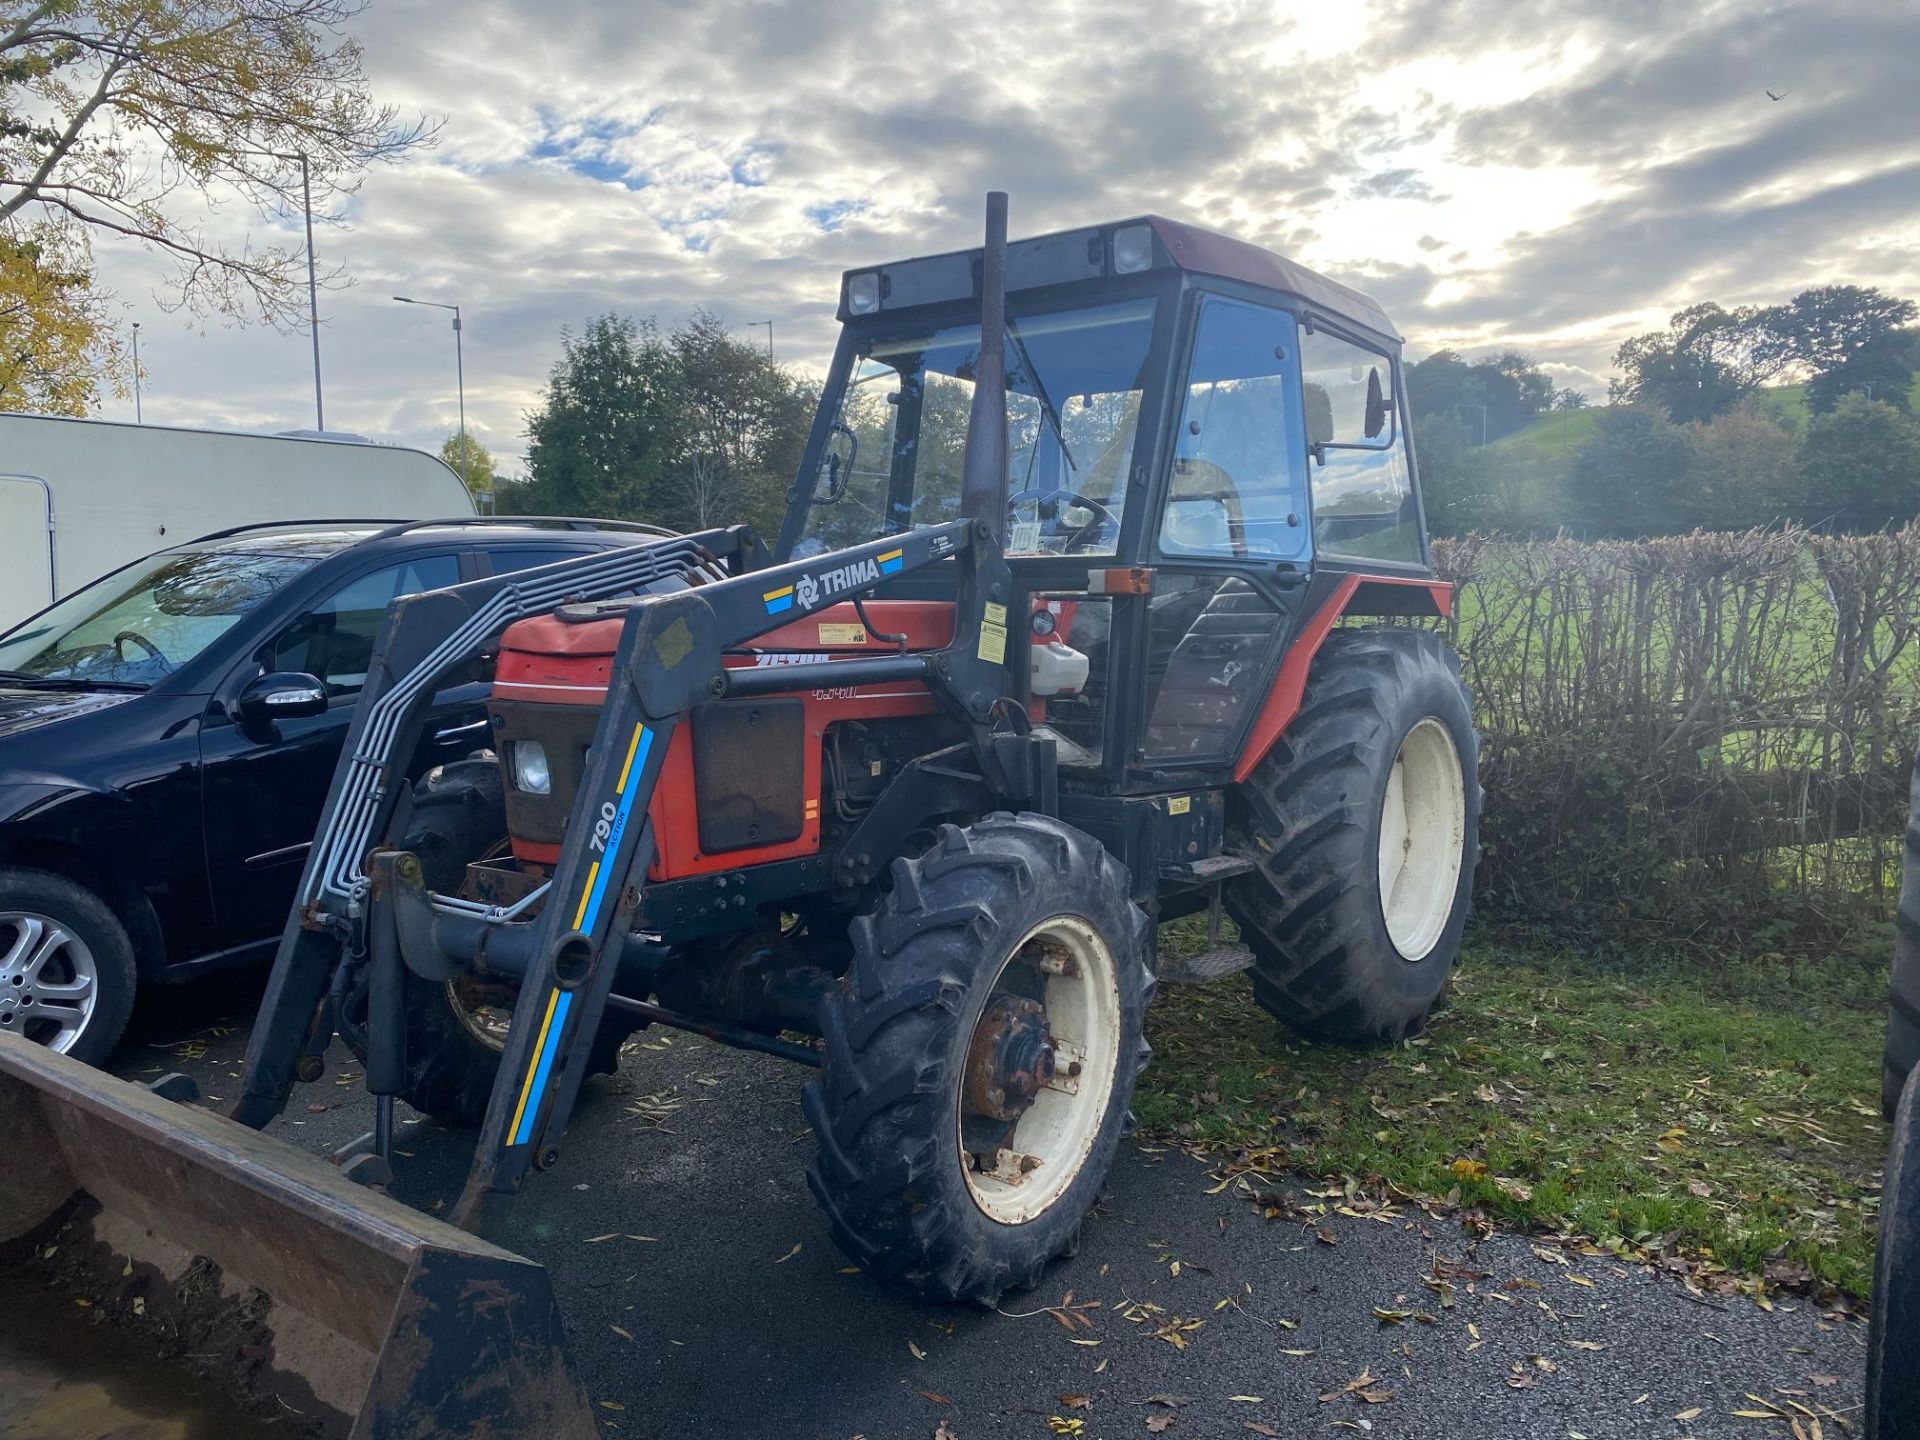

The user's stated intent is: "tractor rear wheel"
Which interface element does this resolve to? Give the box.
[1869,1064,1919,1439]
[804,813,1152,1305]
[348,757,630,1126]
[1228,628,1480,1041]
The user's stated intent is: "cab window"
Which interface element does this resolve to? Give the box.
[1299,327,1421,563]
[1159,296,1309,562]
[268,554,462,696]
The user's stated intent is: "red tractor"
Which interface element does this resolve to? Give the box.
[2,196,1480,1436]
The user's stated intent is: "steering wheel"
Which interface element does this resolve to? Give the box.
[1058,491,1119,552]
[113,629,172,667]
[1006,488,1120,553]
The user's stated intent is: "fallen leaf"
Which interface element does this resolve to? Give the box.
[775,1244,802,1264]
[1228,1395,1263,1403]
[1358,1389,1393,1404]
[1316,1226,1338,1246]
[908,1340,926,1360]
[915,1388,951,1406]
[934,1423,958,1440]
[1145,1417,1175,1434]
[599,1400,625,1412]
[1246,1425,1281,1438]
[609,1325,633,1341]
[1059,1394,1091,1411]
[1810,1375,1839,1388]
[1675,1408,1703,1423]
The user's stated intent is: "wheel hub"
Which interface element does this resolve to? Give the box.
[0,911,98,1052]
[963,995,1056,1123]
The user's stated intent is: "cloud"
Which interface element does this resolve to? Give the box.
[64,0,1920,477]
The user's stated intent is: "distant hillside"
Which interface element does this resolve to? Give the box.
[1483,374,1920,462]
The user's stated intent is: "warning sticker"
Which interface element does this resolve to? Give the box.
[984,602,1008,626]
[978,618,1008,665]
[818,623,868,645]
[1167,795,1192,815]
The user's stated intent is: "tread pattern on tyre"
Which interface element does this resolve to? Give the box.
[1227,626,1482,1042]
[1884,749,1920,1119]
[804,813,1153,1306]
[1868,1067,1919,1439]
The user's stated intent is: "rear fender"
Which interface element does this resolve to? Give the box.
[1233,573,1452,784]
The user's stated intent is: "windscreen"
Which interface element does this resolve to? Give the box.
[0,547,317,687]
[795,297,1158,559]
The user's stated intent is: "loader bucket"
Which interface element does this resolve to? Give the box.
[0,1033,599,1440]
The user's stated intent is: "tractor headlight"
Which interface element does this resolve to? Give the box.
[1111,224,1154,274]
[512,740,551,795]
[846,272,881,315]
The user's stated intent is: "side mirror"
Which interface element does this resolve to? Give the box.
[236,671,328,725]
[1364,367,1392,440]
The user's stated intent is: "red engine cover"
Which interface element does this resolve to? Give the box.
[494,600,952,880]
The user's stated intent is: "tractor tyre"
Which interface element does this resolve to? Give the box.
[1883,747,1920,1118]
[804,813,1152,1305]
[1869,1064,1920,1440]
[1228,627,1480,1041]
[350,757,631,1126]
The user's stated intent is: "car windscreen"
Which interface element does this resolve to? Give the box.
[0,547,319,687]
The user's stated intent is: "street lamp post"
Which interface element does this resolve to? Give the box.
[296,153,324,432]
[131,322,142,423]
[1465,403,1488,445]
[749,320,774,360]
[395,295,467,493]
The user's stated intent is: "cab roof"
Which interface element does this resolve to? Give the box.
[839,213,1398,346]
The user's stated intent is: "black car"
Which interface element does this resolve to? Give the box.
[0,518,651,1062]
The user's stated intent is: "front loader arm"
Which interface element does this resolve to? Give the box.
[452,518,1011,1226]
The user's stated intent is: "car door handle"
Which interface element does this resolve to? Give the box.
[435,718,491,743]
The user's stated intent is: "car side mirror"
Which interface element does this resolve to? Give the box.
[1364,367,1391,440]
[236,671,328,725]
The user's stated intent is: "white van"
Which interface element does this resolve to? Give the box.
[0,414,475,629]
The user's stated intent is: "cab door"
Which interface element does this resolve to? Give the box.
[1138,293,1310,770]
[199,549,475,949]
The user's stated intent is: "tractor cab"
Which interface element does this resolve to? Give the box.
[773,216,1442,793]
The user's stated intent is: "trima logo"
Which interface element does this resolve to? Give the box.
[765,546,907,616]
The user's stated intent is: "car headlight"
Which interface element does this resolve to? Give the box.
[512,740,551,795]
[845,272,881,315]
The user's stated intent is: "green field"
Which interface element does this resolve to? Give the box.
[1135,919,1890,1300]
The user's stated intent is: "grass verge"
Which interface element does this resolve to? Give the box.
[1134,922,1889,1300]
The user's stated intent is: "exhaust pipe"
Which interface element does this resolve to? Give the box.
[0,1033,597,1439]
[959,190,1010,546]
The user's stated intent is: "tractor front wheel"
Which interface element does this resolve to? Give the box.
[804,813,1152,1305]
[346,757,631,1125]
[1229,627,1481,1041]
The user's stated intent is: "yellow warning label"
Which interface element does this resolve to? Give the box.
[818,623,868,645]
[984,601,1008,627]
[978,619,1008,666]
[1168,795,1192,815]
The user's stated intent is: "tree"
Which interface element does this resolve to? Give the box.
[2,0,433,332]
[653,310,818,537]
[516,315,674,520]
[1764,285,1917,375]
[0,224,117,412]
[1796,394,1920,533]
[1805,327,1918,415]
[1686,405,1800,530]
[1566,404,1699,537]
[1406,347,1554,443]
[1554,388,1588,410]
[438,431,495,499]
[1610,302,1785,423]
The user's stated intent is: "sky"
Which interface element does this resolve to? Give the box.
[90,0,1920,473]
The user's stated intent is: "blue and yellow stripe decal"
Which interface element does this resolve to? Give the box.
[878,547,905,575]
[509,987,571,1146]
[762,583,795,615]
[508,721,653,1147]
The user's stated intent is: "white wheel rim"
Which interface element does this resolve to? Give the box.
[1377,718,1467,962]
[960,916,1122,1226]
[0,911,100,1053]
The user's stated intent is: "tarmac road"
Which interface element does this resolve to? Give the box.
[63,972,1872,1440]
